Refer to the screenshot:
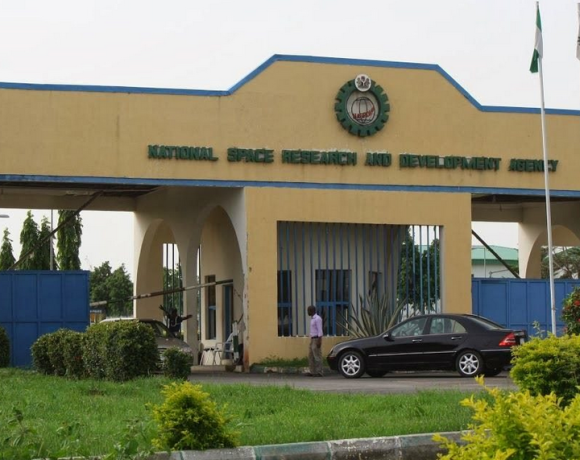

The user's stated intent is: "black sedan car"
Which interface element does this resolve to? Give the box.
[327,314,527,378]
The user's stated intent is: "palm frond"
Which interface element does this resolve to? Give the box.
[339,293,408,338]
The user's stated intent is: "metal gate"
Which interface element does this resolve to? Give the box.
[472,278,580,336]
[0,271,90,367]
[277,222,441,337]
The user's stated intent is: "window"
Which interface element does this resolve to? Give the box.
[316,269,350,336]
[206,275,216,339]
[277,270,292,336]
[390,317,428,337]
[429,317,466,335]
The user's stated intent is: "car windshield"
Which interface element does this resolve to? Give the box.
[142,321,175,338]
[467,315,505,330]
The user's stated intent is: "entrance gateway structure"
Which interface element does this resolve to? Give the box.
[1,55,579,369]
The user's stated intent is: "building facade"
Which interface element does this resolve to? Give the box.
[1,55,579,368]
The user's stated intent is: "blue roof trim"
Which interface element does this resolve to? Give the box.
[0,54,578,116]
[0,81,230,97]
[3,174,580,198]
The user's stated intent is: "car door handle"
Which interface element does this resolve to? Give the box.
[451,336,463,340]
[412,339,423,343]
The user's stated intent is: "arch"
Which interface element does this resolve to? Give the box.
[198,205,245,364]
[522,225,580,278]
[135,217,176,319]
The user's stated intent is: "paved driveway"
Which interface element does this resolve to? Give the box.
[189,370,517,394]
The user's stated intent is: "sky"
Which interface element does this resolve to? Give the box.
[0,0,578,277]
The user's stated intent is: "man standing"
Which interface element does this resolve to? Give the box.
[168,308,192,336]
[306,305,323,377]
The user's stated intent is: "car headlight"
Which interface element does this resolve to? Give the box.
[328,346,338,358]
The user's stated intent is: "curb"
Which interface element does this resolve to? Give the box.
[249,365,332,375]
[150,431,464,460]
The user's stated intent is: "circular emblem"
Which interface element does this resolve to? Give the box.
[335,76,390,137]
[354,74,372,92]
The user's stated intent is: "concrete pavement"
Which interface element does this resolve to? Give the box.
[188,367,517,394]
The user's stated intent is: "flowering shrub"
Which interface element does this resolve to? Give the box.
[562,287,580,335]
[435,377,580,460]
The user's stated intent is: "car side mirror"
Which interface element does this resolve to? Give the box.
[383,332,394,341]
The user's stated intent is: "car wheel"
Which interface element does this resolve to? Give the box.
[456,350,483,377]
[338,350,365,378]
[366,370,387,378]
[484,368,502,377]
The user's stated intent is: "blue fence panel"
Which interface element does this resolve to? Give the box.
[472,278,580,336]
[0,271,90,367]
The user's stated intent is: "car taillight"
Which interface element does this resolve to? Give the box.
[499,332,517,347]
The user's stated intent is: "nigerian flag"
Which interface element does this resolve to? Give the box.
[530,4,543,73]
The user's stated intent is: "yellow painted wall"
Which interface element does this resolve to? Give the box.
[199,207,243,346]
[0,60,578,192]
[244,187,472,364]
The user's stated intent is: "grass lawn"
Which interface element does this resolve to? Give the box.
[0,368,480,459]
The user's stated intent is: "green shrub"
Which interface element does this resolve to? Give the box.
[62,331,86,379]
[103,321,158,381]
[162,347,193,380]
[0,325,9,367]
[151,381,238,451]
[84,321,157,381]
[83,322,109,379]
[254,355,309,368]
[562,286,580,335]
[31,333,54,374]
[510,334,580,405]
[46,329,77,376]
[435,378,580,459]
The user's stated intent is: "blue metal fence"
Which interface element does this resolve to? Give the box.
[0,271,90,367]
[472,278,580,336]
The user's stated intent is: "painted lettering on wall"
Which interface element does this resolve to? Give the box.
[399,154,501,171]
[281,150,357,166]
[227,148,274,163]
[148,145,217,161]
[508,159,559,172]
[365,152,392,167]
[146,145,560,173]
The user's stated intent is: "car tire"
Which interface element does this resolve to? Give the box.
[338,350,365,378]
[366,370,387,378]
[484,368,503,377]
[456,350,483,377]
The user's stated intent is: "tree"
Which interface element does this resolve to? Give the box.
[0,229,16,270]
[90,261,112,307]
[36,216,53,270]
[19,210,40,270]
[56,210,82,270]
[90,261,134,317]
[397,230,441,313]
[163,265,184,313]
[541,246,580,279]
[108,265,134,316]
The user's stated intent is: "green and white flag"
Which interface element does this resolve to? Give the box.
[530,4,543,73]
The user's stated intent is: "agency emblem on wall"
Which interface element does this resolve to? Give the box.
[334,74,390,137]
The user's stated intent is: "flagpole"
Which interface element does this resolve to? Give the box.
[537,54,557,336]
